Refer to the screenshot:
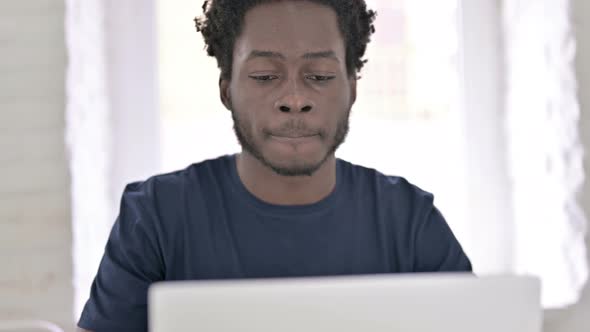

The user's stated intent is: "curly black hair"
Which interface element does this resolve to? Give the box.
[195,0,376,80]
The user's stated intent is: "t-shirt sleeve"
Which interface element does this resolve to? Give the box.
[413,204,472,273]
[78,180,165,332]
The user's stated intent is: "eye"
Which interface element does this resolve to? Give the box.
[306,75,336,82]
[249,75,279,82]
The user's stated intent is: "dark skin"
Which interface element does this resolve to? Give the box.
[77,2,357,330]
[222,1,357,205]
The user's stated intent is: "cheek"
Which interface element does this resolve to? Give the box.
[231,78,267,106]
[325,88,352,118]
[232,100,266,137]
[230,88,260,120]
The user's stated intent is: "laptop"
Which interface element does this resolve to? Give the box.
[149,273,541,332]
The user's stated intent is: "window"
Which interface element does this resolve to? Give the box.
[67,0,587,317]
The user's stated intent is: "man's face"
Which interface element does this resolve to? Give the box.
[221,1,357,176]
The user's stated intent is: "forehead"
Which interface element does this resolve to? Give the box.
[234,1,345,61]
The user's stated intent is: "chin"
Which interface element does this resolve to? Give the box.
[262,150,329,177]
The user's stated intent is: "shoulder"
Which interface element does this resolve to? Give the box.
[339,159,434,210]
[118,155,233,231]
[124,154,232,202]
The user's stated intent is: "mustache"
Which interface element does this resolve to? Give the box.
[264,120,325,138]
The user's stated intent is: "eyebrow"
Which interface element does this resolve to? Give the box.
[246,50,340,63]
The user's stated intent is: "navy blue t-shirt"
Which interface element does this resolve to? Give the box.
[78,154,471,331]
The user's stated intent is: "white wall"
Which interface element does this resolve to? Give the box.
[543,0,590,331]
[0,0,73,330]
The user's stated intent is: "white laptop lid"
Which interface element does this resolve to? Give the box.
[149,274,541,332]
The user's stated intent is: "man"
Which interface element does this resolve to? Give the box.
[77,0,472,331]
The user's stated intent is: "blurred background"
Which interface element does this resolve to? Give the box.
[1,0,589,331]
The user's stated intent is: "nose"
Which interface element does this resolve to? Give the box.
[274,80,315,113]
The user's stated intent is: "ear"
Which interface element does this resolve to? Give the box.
[219,76,232,110]
[349,76,357,105]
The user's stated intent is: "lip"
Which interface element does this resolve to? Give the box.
[270,134,319,144]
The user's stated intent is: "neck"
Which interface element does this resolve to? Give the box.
[235,152,337,205]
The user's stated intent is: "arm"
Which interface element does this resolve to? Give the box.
[413,205,472,272]
[77,180,165,331]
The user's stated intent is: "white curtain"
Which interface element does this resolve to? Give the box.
[65,0,588,314]
[65,0,160,318]
[65,0,116,318]
[503,0,588,308]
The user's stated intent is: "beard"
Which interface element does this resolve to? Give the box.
[231,108,351,177]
